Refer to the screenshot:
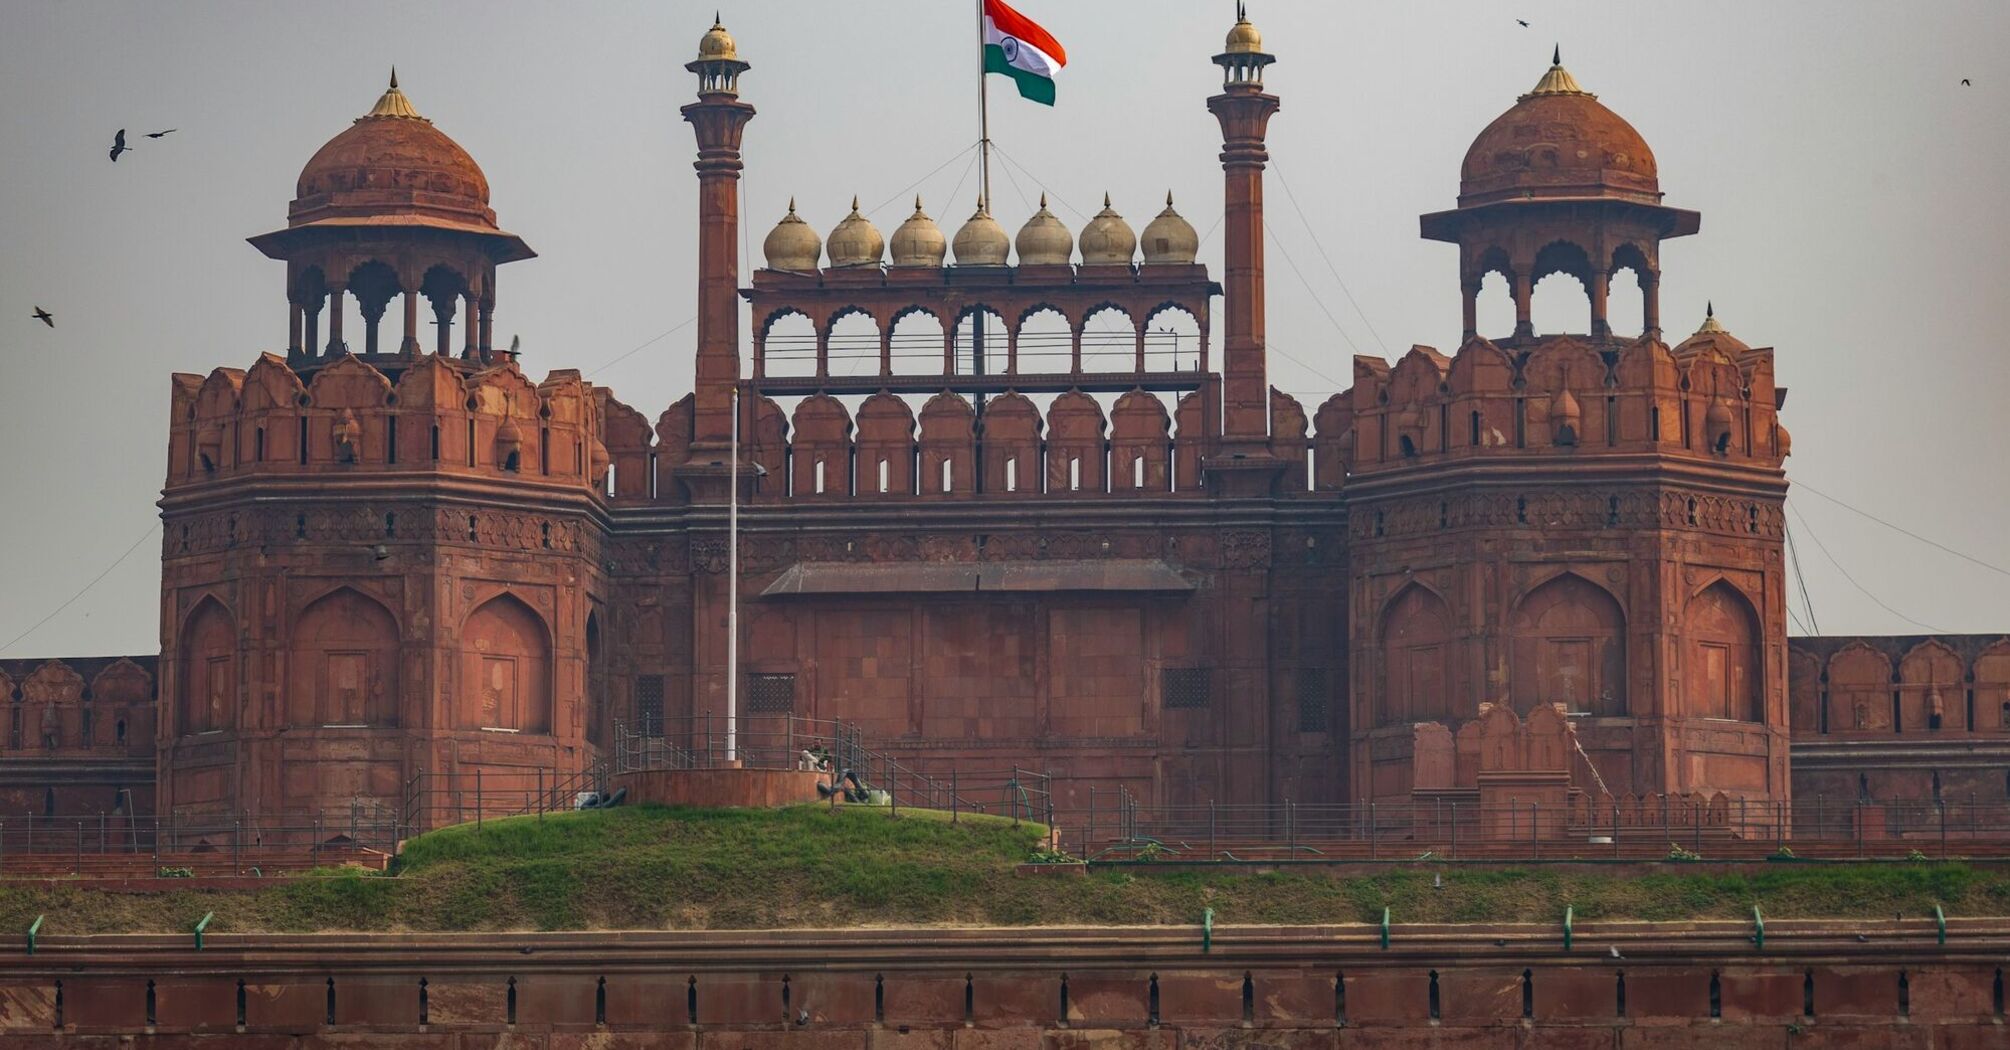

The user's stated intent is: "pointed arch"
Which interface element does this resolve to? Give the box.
[1509,572,1627,716]
[1899,639,1966,731]
[1826,641,1893,733]
[1379,583,1456,727]
[178,596,236,734]
[458,592,552,733]
[289,587,400,727]
[1685,580,1763,721]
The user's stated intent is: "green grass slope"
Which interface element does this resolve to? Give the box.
[0,804,2006,935]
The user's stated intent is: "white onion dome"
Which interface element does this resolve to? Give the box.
[1014,194,1074,266]
[1140,191,1199,264]
[762,197,822,271]
[1078,193,1137,266]
[826,196,884,268]
[889,196,947,268]
[952,198,1011,266]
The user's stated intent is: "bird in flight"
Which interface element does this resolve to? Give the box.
[509,334,522,357]
[32,307,54,328]
[145,129,177,139]
[108,129,131,162]
[1962,78,1972,86]
[1516,19,1530,27]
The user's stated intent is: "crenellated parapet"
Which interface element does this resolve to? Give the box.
[166,353,609,496]
[1319,328,1786,484]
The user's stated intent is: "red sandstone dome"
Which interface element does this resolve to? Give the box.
[1457,52,1660,207]
[288,71,498,232]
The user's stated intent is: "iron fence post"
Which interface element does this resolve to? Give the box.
[99,811,105,853]
[1287,799,1296,857]
[313,818,322,867]
[476,768,484,827]
[1856,801,1865,859]
[1209,799,1217,861]
[1614,801,1622,859]
[1530,802,1538,861]
[75,820,82,876]
[1940,801,1948,859]
[953,769,960,825]
[887,753,897,819]
[1369,802,1377,860]
[1694,801,1702,854]
[1449,803,1457,861]
[234,820,242,875]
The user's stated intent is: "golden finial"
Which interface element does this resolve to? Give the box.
[1103,191,1112,207]
[1166,190,1175,206]
[915,194,925,213]
[1525,45,1590,98]
[1039,192,1049,208]
[851,194,861,212]
[787,196,797,215]
[365,68,424,120]
[1695,301,1727,335]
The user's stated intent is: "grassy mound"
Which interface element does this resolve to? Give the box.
[0,804,2006,935]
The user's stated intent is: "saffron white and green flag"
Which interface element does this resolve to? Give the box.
[983,0,1066,106]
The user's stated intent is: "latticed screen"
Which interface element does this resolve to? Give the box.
[1163,668,1211,710]
[747,673,796,714]
[633,675,664,737]
[1297,668,1328,732]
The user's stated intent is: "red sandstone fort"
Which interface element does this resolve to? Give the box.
[2,11,2004,846]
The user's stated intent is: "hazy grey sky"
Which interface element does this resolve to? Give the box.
[2,1,2006,657]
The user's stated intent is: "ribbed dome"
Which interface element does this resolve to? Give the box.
[889,196,947,268]
[1225,12,1263,54]
[1078,193,1137,266]
[762,198,821,271]
[697,15,738,61]
[291,71,495,230]
[952,200,1011,266]
[827,196,884,268]
[1673,302,1754,358]
[1014,194,1073,266]
[1140,192,1199,265]
[1459,50,1658,207]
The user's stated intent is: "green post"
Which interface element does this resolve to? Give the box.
[1380,907,1391,950]
[1751,905,1765,951]
[1202,907,1214,954]
[26,915,42,956]
[1934,903,1947,947]
[1563,906,1574,952]
[194,911,214,951]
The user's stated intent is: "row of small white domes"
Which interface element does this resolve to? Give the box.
[762,193,1201,271]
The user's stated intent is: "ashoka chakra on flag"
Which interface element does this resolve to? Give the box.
[983,0,1066,106]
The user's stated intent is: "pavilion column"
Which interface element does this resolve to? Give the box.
[1511,272,1533,339]
[401,285,421,355]
[1589,269,1611,338]
[1134,321,1147,372]
[326,285,347,354]
[478,298,494,359]
[434,294,455,356]
[303,300,322,360]
[288,303,303,356]
[462,292,478,358]
[1461,279,1480,342]
[1069,324,1083,375]
[1642,271,1662,339]
[941,324,954,376]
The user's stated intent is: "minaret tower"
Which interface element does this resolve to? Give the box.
[1206,4,1283,494]
[680,15,756,499]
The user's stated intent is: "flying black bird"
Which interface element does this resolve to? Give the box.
[108,129,131,162]
[1517,19,1530,27]
[1962,79,1972,86]
[32,307,54,328]
[145,129,177,139]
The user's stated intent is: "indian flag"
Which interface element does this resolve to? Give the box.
[983,0,1066,106]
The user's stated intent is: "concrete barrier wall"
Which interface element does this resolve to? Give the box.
[3,922,2009,1046]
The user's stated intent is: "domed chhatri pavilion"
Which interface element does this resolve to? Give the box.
[5,13,2003,843]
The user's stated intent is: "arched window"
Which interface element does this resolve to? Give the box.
[288,588,399,728]
[1686,582,1763,721]
[178,597,236,734]
[1380,585,1455,726]
[459,594,552,733]
[1509,574,1628,716]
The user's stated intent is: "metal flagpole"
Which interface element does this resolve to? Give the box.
[727,386,739,763]
[976,0,991,209]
